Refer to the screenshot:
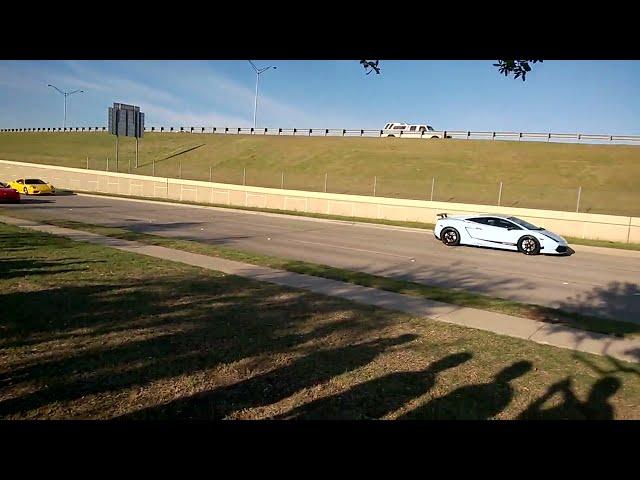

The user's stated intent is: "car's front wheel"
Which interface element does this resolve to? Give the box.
[441,227,460,246]
[518,235,541,255]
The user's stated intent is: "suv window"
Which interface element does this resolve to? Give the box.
[409,126,416,131]
[427,126,434,131]
[393,125,406,130]
[419,126,426,132]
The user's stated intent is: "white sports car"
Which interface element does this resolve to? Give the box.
[434,213,570,255]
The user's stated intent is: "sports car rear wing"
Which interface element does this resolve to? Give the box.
[436,213,448,219]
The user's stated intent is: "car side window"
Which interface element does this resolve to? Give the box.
[492,218,521,229]
[468,217,489,225]
[500,219,521,230]
[409,126,416,131]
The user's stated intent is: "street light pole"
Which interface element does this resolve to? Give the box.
[248,61,276,130]
[47,84,84,129]
[253,72,259,130]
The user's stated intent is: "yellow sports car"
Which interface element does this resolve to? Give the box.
[9,178,56,195]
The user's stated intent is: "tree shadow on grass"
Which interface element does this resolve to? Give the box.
[0,258,104,281]
[115,334,419,420]
[273,351,473,420]
[398,360,533,420]
[0,271,414,418]
[518,376,621,420]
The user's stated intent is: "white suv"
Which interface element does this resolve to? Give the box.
[382,122,450,139]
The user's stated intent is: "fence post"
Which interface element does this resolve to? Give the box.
[243,167,246,186]
[324,172,328,193]
[152,159,155,177]
[281,171,284,189]
[86,157,89,169]
[179,162,182,179]
[373,176,377,197]
[106,157,109,172]
[498,181,503,206]
[430,177,435,201]
[209,165,213,182]
[576,186,582,213]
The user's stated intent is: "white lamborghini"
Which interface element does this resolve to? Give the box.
[434,213,570,255]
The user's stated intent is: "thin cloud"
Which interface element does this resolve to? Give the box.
[143,103,251,127]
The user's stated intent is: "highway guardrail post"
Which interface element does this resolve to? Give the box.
[576,186,582,213]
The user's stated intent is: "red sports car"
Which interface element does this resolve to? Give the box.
[0,182,20,203]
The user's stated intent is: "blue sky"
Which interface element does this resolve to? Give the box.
[0,60,638,134]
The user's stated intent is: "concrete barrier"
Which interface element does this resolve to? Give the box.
[0,159,638,244]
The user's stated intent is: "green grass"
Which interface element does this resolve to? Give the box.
[3,208,637,338]
[2,221,640,419]
[1,132,639,216]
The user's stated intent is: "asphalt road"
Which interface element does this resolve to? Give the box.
[4,194,640,324]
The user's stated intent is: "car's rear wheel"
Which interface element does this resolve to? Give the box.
[441,227,460,246]
[518,235,540,255]
[431,136,439,139]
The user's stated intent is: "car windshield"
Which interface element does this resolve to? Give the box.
[507,216,543,230]
[25,179,46,185]
[427,126,434,131]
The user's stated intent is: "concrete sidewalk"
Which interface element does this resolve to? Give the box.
[3,214,639,364]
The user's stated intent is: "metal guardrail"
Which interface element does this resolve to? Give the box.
[1,126,639,144]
